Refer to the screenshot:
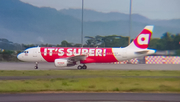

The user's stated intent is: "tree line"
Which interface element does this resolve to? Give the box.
[0,32,179,50]
[20,32,180,56]
[0,32,180,61]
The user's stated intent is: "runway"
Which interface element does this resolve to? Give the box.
[0,93,180,102]
[0,62,180,80]
[0,62,180,70]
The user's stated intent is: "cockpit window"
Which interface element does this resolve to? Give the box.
[24,51,29,53]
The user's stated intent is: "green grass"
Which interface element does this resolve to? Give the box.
[0,70,180,93]
[0,70,180,77]
[0,77,179,93]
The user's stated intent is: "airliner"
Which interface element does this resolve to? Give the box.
[17,25,156,69]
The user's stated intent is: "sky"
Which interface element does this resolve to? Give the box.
[20,0,180,20]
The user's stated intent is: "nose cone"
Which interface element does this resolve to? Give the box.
[17,53,23,61]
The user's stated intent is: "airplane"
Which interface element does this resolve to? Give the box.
[17,25,156,69]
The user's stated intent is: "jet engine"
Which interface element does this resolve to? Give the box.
[54,59,76,67]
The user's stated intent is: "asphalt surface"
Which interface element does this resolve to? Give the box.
[0,62,180,70]
[0,93,180,102]
[0,62,180,80]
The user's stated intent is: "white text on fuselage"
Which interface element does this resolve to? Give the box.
[43,48,107,56]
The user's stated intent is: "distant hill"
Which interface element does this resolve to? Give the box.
[0,38,22,50]
[0,0,81,44]
[59,9,180,28]
[59,9,150,22]
[0,0,180,44]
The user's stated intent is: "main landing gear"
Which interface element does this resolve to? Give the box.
[34,62,38,69]
[77,64,87,70]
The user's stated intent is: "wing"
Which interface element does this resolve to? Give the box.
[67,54,87,62]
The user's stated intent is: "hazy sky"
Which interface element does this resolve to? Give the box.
[20,0,180,20]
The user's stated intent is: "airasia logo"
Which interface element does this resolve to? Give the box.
[134,29,152,49]
[137,34,150,45]
[58,62,65,64]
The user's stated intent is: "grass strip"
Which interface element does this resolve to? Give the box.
[0,77,179,93]
[0,70,180,77]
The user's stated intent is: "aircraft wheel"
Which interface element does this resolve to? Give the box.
[82,65,87,69]
[77,65,82,70]
[35,62,38,69]
[34,66,38,69]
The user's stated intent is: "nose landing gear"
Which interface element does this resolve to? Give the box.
[34,62,38,69]
[77,64,87,70]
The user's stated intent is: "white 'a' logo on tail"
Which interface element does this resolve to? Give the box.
[137,34,150,45]
[127,25,154,49]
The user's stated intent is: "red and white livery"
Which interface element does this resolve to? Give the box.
[17,25,156,69]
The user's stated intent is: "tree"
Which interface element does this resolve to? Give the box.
[85,35,102,47]
[149,38,161,49]
[61,40,73,47]
[0,50,14,61]
[160,32,174,50]
[85,35,129,47]
[173,34,180,50]
[72,43,82,47]
[22,44,36,49]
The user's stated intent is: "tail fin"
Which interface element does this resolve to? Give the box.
[127,25,154,49]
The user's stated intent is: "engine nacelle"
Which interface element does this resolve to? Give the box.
[54,59,76,67]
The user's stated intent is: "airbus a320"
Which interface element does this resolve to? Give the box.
[17,25,156,69]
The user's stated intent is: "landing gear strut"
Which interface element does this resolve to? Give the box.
[34,62,38,69]
[77,64,87,70]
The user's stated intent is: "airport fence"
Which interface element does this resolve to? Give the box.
[113,56,180,64]
[145,56,180,64]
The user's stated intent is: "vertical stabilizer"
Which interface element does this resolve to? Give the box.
[127,25,154,49]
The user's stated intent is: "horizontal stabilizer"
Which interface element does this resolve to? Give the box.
[135,50,149,54]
